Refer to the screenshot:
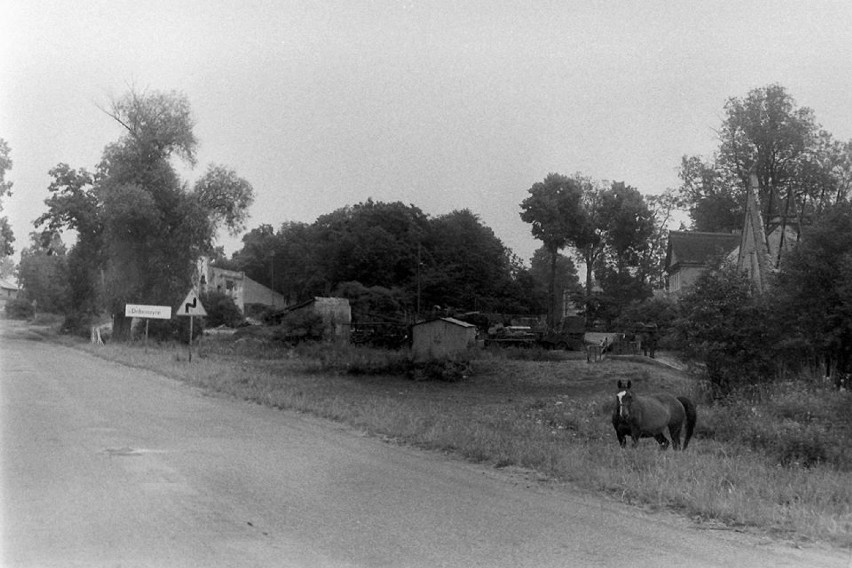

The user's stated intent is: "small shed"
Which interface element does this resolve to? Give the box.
[411,317,477,362]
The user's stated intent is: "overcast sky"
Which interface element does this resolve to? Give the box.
[2,1,851,265]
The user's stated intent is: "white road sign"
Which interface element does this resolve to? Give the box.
[125,304,172,319]
[177,289,207,317]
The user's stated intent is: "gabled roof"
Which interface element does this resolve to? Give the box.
[0,279,18,291]
[665,231,740,272]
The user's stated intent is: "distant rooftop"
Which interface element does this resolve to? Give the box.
[666,231,740,272]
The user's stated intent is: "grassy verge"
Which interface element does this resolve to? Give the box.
[65,333,852,548]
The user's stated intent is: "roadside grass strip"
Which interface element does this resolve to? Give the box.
[74,338,852,548]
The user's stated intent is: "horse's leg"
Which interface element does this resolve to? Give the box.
[654,434,670,450]
[669,423,683,451]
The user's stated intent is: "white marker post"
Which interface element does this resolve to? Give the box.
[176,289,207,361]
[125,304,172,351]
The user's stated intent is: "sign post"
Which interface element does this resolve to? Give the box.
[125,304,172,351]
[176,289,207,361]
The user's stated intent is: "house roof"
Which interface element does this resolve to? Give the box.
[0,278,18,291]
[665,231,740,272]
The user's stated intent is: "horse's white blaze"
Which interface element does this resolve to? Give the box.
[616,391,628,418]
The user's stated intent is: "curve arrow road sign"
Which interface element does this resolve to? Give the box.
[177,289,207,317]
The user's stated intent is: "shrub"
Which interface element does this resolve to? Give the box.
[421,359,473,382]
[695,382,851,470]
[274,310,325,344]
[4,298,35,319]
[674,263,780,397]
[146,317,204,343]
[200,291,243,328]
[774,422,829,468]
[61,311,99,337]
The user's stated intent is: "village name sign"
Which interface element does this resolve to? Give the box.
[124,304,172,319]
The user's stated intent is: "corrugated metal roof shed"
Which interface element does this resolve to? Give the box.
[411,317,477,362]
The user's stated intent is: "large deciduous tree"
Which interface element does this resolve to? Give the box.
[679,84,852,236]
[37,89,254,338]
[520,173,590,327]
[521,174,656,326]
[424,208,514,312]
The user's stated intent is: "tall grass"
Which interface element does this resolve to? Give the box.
[73,335,852,548]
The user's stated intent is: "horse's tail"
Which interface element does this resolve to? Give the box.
[676,396,697,450]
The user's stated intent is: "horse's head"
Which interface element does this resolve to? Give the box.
[615,380,633,420]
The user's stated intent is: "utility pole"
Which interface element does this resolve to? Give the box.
[416,242,421,321]
[269,252,275,307]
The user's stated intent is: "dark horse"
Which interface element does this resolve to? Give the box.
[612,380,697,450]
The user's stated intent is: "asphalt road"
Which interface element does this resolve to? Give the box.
[1,321,848,568]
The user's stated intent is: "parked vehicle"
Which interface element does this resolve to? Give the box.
[485,316,585,350]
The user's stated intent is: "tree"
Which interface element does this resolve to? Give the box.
[718,85,817,220]
[424,209,515,312]
[38,89,254,338]
[17,232,69,313]
[313,200,429,292]
[521,174,660,325]
[677,155,743,233]
[675,262,779,397]
[37,165,102,318]
[0,138,15,257]
[591,182,656,324]
[773,202,852,380]
[679,85,852,240]
[528,247,582,317]
[643,188,683,289]
[520,173,590,326]
[194,165,255,236]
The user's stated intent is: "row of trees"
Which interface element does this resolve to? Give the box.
[519,174,676,327]
[219,202,575,320]
[13,83,852,372]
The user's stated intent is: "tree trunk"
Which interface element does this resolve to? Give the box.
[112,312,132,341]
[584,249,594,327]
[548,248,558,330]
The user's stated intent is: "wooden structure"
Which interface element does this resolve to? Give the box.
[411,317,476,362]
[733,173,800,291]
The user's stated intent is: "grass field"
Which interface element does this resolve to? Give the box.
[64,332,852,549]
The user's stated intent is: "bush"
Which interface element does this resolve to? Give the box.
[146,317,204,343]
[674,263,780,397]
[61,311,100,337]
[200,291,243,328]
[416,359,473,382]
[274,310,326,344]
[4,298,35,319]
[696,382,851,470]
